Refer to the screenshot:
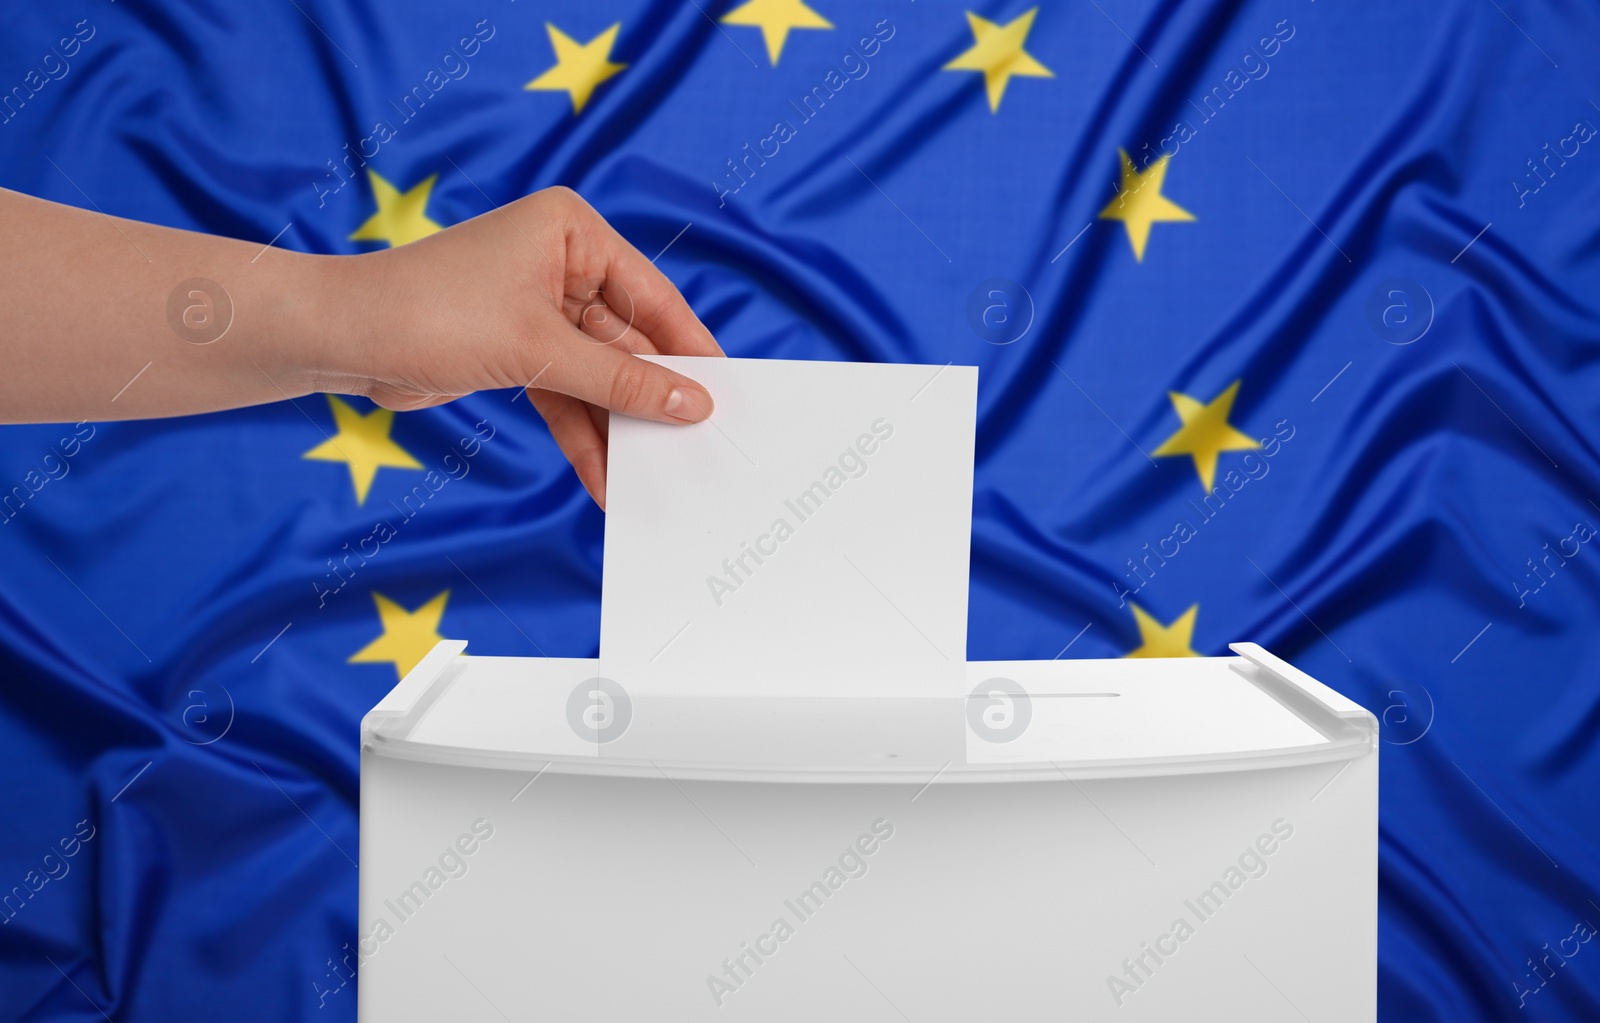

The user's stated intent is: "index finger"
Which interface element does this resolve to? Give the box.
[582,207,725,359]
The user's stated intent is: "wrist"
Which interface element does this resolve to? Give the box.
[268,248,386,397]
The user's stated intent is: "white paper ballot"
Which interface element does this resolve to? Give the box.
[599,357,977,697]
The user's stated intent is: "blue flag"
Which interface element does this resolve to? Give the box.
[3,0,1599,1019]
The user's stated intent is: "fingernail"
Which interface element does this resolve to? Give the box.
[664,387,709,422]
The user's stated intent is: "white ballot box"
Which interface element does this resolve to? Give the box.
[357,641,1375,1022]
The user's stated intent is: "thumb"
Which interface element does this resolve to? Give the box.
[539,335,714,424]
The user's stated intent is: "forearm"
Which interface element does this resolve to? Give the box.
[0,187,367,423]
[0,182,720,506]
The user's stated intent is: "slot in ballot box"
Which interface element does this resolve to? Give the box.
[357,641,1376,1022]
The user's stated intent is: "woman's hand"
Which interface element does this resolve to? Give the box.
[318,186,722,508]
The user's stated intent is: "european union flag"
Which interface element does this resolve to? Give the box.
[3,0,1599,1019]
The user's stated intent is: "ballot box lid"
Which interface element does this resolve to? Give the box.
[360,642,1375,783]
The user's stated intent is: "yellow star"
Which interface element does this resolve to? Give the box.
[721,0,832,65]
[1098,149,1195,261]
[1152,381,1260,491]
[302,395,423,505]
[348,171,443,248]
[349,590,452,680]
[1124,603,1201,658]
[525,23,627,114]
[943,8,1053,113]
